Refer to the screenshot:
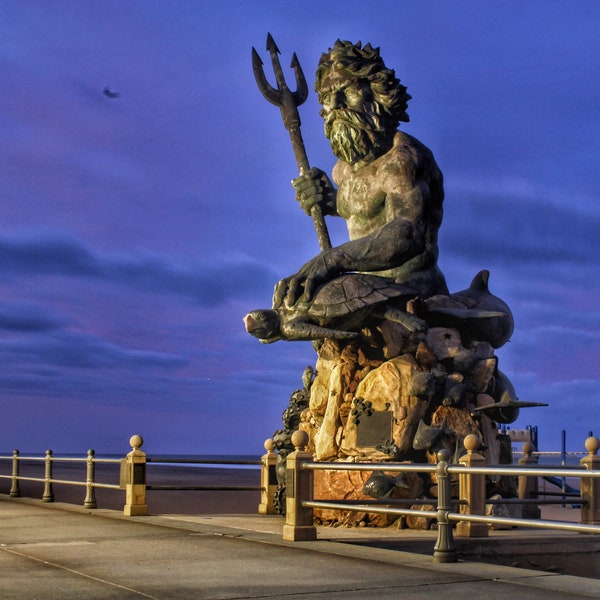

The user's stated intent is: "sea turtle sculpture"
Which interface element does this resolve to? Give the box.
[244,273,426,343]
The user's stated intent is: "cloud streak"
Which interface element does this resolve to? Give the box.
[0,231,277,306]
[442,183,600,268]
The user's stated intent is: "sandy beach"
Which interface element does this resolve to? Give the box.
[0,459,262,515]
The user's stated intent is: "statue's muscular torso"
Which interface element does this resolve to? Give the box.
[331,131,447,295]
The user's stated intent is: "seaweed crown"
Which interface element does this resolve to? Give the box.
[316,40,410,124]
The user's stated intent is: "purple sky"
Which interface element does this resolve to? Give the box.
[1,1,599,455]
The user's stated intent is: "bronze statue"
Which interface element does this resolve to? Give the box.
[248,37,545,522]
[274,39,448,309]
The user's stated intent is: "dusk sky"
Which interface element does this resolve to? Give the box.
[1,1,599,456]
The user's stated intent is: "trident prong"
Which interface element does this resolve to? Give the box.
[290,52,309,105]
[252,34,308,110]
[252,33,331,251]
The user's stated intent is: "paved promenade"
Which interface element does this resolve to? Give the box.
[1,496,599,599]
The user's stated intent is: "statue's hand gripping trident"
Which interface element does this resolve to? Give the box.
[252,34,332,251]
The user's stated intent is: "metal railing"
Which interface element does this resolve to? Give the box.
[278,431,600,562]
[0,449,121,509]
[4,430,600,564]
[0,435,264,515]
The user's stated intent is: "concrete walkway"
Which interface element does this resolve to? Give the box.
[1,496,599,599]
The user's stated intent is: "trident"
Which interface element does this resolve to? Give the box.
[252,33,332,251]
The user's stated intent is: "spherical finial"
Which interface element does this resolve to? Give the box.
[129,434,144,450]
[463,434,480,453]
[264,438,276,453]
[522,441,534,456]
[585,436,600,454]
[437,448,451,463]
[291,429,309,450]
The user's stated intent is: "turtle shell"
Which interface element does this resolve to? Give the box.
[300,273,418,319]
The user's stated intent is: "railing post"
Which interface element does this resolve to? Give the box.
[283,430,316,541]
[122,435,148,516]
[580,436,600,525]
[456,434,488,537]
[83,449,97,509]
[9,449,20,497]
[258,438,278,514]
[433,449,457,562]
[518,441,540,519]
[42,449,54,502]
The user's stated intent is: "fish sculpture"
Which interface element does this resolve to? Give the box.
[472,390,548,424]
[414,270,514,348]
[412,418,453,451]
[362,471,409,499]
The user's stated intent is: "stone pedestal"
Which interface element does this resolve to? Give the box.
[283,431,317,541]
[456,434,488,537]
[580,436,600,525]
[122,435,148,517]
[278,317,518,528]
[518,442,541,519]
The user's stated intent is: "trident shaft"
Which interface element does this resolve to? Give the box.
[252,33,332,251]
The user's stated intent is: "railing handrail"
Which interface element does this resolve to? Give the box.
[0,454,122,464]
[147,457,261,466]
[449,465,600,477]
[302,460,600,479]
[0,454,260,466]
[304,462,437,474]
[445,511,600,534]
[0,475,121,490]
[514,450,588,455]
[301,500,600,534]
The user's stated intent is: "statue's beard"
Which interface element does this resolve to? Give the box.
[324,106,389,164]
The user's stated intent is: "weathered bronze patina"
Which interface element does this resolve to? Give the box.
[248,37,546,524]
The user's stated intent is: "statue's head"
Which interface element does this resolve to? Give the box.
[316,41,410,164]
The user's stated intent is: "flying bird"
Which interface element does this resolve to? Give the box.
[103,87,120,99]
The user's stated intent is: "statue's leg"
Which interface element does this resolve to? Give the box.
[282,322,359,341]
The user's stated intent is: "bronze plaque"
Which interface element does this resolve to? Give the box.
[356,411,393,448]
[133,463,146,485]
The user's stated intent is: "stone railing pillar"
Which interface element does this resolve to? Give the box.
[258,439,278,515]
[580,436,600,525]
[283,430,316,541]
[456,434,488,537]
[122,435,148,516]
[518,441,540,519]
